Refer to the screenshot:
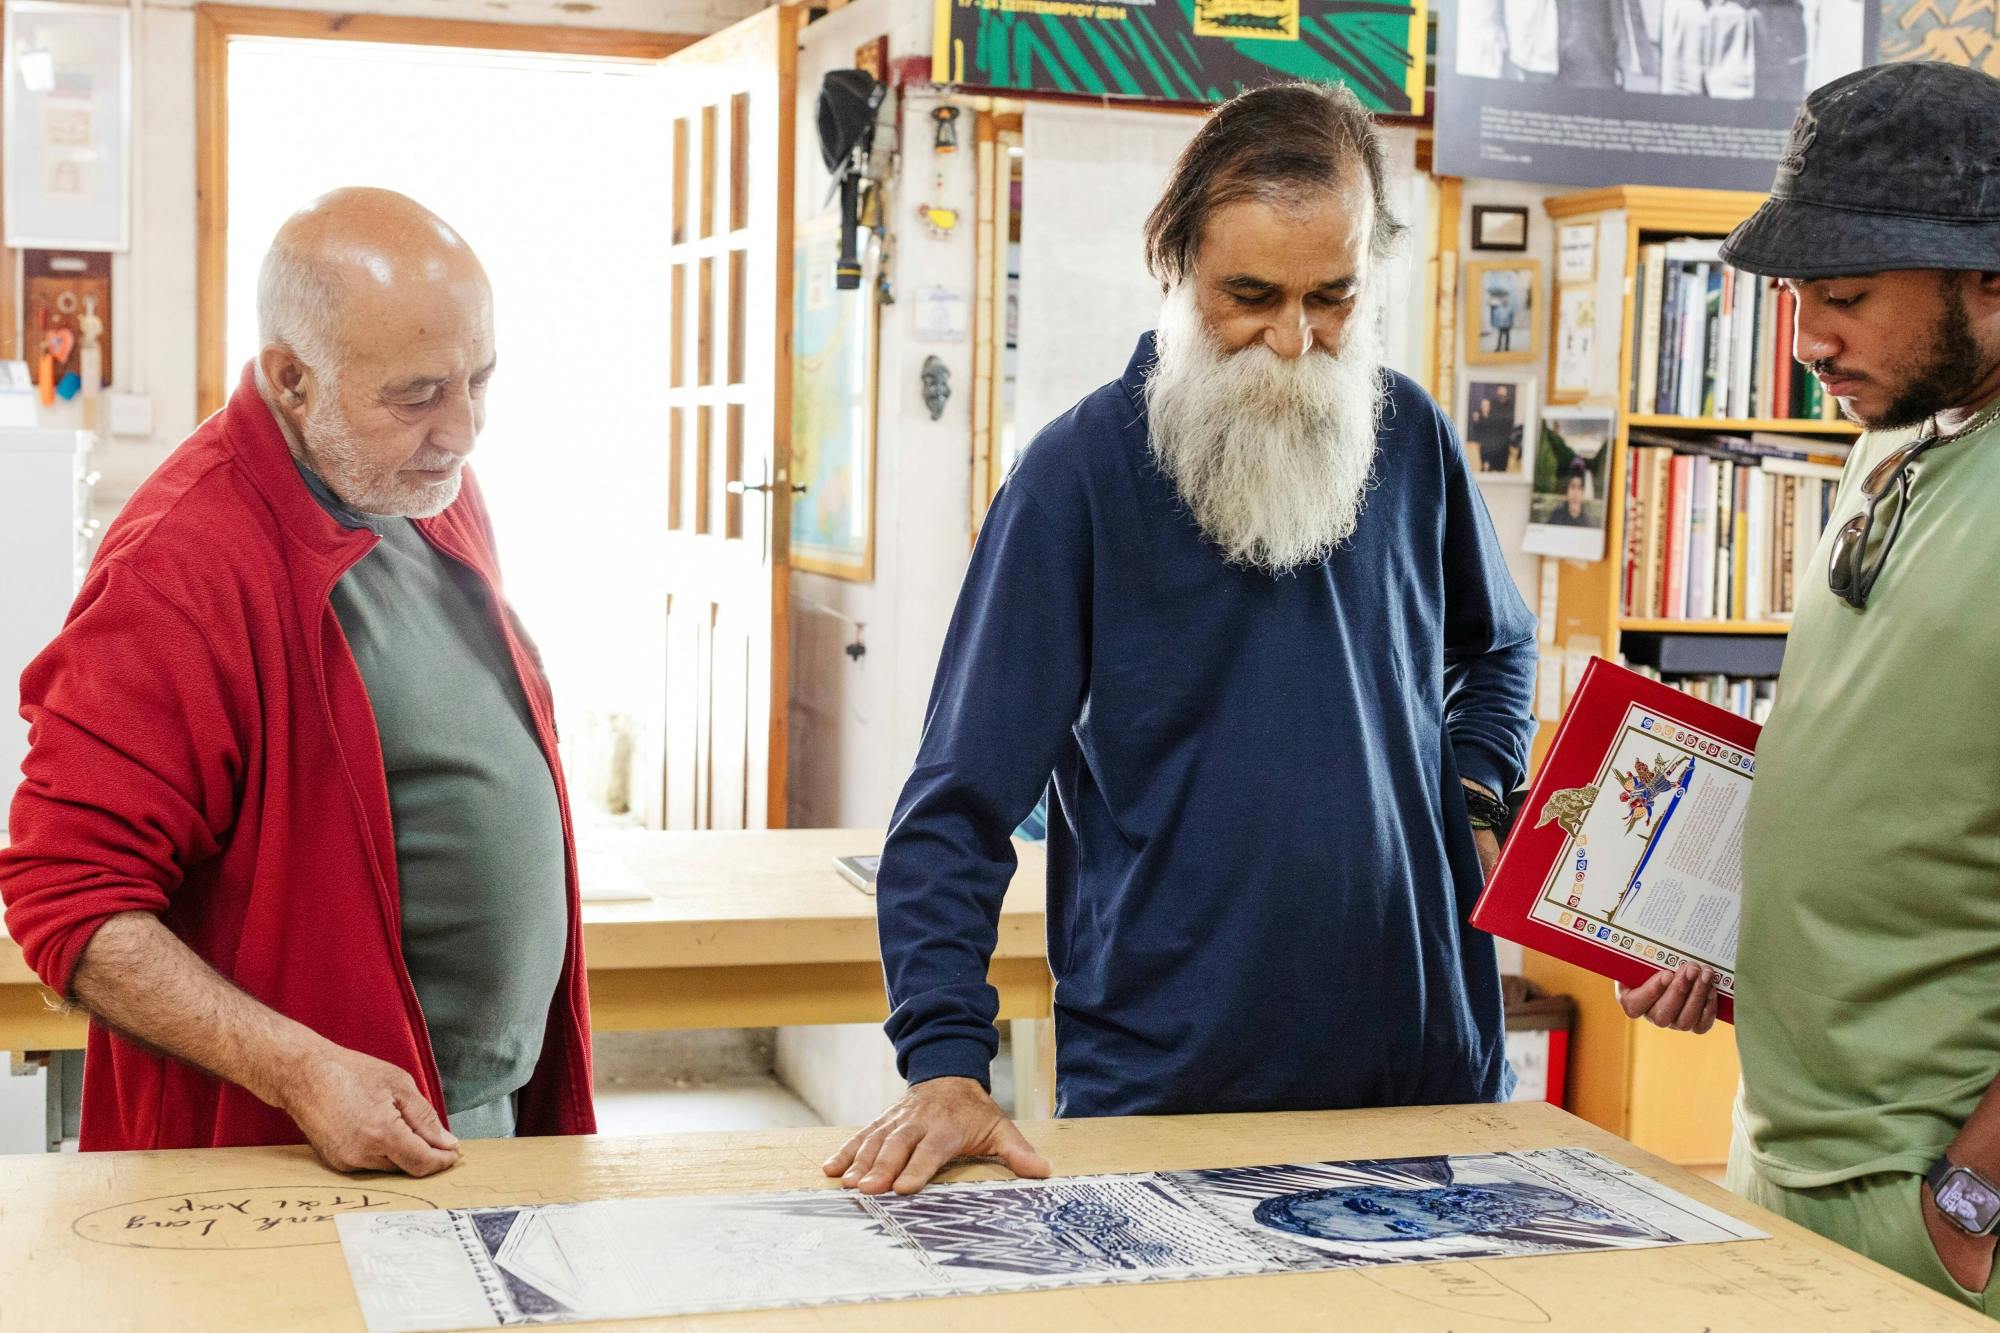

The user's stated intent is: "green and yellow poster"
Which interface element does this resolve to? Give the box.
[932,0,1424,113]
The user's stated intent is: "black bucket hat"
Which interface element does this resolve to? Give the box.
[1721,61,2000,280]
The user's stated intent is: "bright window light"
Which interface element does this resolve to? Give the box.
[226,37,674,799]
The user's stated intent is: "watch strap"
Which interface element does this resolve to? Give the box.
[1927,1154,1955,1199]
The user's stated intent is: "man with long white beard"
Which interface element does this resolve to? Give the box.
[1,188,593,1171]
[826,83,1537,1197]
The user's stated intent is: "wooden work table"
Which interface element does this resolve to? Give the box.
[0,1100,1972,1331]
[0,829,1051,1052]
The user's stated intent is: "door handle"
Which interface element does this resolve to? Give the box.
[727,481,808,495]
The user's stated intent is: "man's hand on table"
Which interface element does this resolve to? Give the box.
[1616,961,1720,1034]
[70,912,461,1177]
[823,1076,1051,1195]
[270,1040,461,1177]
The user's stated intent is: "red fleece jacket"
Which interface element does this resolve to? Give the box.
[0,366,595,1150]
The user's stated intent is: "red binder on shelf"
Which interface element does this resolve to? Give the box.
[1473,658,1759,1025]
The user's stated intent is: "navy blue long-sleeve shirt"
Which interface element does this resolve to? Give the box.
[878,335,1538,1118]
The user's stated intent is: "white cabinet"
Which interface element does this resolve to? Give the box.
[0,430,96,837]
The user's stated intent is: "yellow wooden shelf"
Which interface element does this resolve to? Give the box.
[1533,185,1789,1169]
[1618,618,1791,635]
[1627,414,1861,436]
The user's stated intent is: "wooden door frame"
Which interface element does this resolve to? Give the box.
[639,3,799,830]
[192,4,697,418]
[968,106,1020,540]
[763,6,799,827]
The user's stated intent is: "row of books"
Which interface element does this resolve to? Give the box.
[1619,434,1849,622]
[1620,663,1778,724]
[1630,239,1842,423]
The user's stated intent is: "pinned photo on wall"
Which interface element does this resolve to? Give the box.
[1523,407,1616,561]
[1551,286,1595,404]
[1466,260,1540,366]
[1461,375,1537,482]
[1557,223,1596,285]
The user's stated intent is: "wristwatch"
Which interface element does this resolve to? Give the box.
[1926,1155,2000,1236]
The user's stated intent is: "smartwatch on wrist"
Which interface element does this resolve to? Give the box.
[1926,1155,2000,1236]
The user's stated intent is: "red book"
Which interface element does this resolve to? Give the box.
[1472,658,1758,1024]
[1622,448,1644,614]
[1662,455,1692,619]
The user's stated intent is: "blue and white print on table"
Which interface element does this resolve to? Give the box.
[336,1150,1763,1332]
[1165,1149,1747,1268]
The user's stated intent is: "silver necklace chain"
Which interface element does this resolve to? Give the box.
[1925,391,2000,447]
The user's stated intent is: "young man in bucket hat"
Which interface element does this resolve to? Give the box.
[1619,61,2000,1312]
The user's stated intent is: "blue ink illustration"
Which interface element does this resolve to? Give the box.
[1176,1154,1674,1265]
[1611,755,1695,922]
[863,1179,1269,1278]
[1254,1181,1611,1243]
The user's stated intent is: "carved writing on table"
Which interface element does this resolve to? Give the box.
[74,1185,435,1250]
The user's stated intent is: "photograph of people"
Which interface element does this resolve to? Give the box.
[1455,0,1860,100]
[1464,378,1533,477]
[1523,409,1614,558]
[1468,262,1539,365]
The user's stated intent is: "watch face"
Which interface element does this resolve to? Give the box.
[1937,1170,2000,1232]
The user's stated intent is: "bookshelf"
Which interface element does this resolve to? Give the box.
[1523,186,1856,1170]
[1618,619,1790,635]
[1537,185,1857,750]
[1627,415,1860,435]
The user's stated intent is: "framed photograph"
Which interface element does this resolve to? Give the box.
[1523,407,1617,561]
[1461,375,1538,482]
[1471,205,1529,252]
[790,220,880,581]
[1550,285,1596,404]
[1466,259,1540,366]
[3,1,132,251]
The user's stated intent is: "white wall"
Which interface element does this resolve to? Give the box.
[1013,103,1194,440]
[33,0,764,523]
[786,0,971,836]
[778,0,960,1128]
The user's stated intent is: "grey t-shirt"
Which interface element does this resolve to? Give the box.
[298,462,567,1122]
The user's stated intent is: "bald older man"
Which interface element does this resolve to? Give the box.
[0,189,592,1174]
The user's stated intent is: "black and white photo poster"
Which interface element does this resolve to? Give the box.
[1435,0,1876,189]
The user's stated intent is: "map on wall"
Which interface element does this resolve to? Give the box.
[932,0,1424,114]
[790,221,877,582]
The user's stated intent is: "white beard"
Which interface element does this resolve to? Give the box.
[1142,281,1385,574]
[302,384,463,519]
